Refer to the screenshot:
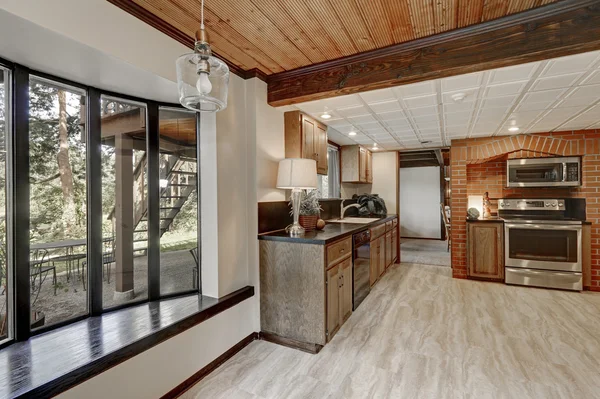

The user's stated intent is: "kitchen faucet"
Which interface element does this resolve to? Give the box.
[340,200,361,220]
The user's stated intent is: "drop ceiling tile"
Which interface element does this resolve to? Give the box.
[488,62,539,84]
[582,70,600,85]
[477,107,509,119]
[337,105,371,117]
[485,81,528,97]
[378,111,406,122]
[357,121,382,129]
[513,101,554,112]
[506,111,544,125]
[566,84,600,99]
[541,107,584,119]
[541,52,600,77]
[323,94,363,110]
[445,111,472,125]
[481,96,516,109]
[530,73,583,91]
[384,117,411,126]
[327,119,352,128]
[334,125,358,134]
[368,100,402,113]
[521,88,568,104]
[348,114,377,124]
[394,81,436,98]
[403,95,438,108]
[365,128,389,135]
[443,102,474,114]
[441,72,483,92]
[359,88,397,103]
[556,96,598,108]
[409,106,438,117]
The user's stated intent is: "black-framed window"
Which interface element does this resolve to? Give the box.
[101,96,149,309]
[158,107,198,296]
[29,76,88,330]
[0,66,10,343]
[0,57,201,346]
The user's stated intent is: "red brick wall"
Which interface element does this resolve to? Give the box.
[451,130,600,291]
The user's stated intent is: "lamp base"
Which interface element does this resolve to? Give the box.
[286,222,305,237]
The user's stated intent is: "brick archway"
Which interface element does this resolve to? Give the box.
[467,135,571,164]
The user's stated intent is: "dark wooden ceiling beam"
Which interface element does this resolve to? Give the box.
[267,0,600,106]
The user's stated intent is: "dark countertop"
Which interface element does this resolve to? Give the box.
[466,217,503,222]
[258,215,397,245]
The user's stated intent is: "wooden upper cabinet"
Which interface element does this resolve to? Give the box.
[467,221,504,281]
[284,110,328,175]
[316,124,328,175]
[366,150,373,183]
[341,145,372,183]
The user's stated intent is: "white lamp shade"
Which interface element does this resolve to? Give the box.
[276,158,317,189]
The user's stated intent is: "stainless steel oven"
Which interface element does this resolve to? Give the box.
[499,199,584,291]
[507,157,580,187]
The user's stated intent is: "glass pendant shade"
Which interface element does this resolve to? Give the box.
[176,53,229,112]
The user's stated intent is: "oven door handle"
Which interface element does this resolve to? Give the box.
[505,223,582,230]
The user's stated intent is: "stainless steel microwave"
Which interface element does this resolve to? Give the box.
[506,157,580,188]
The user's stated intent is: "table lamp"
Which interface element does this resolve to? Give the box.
[276,158,317,236]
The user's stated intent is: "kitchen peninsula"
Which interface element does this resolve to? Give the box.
[258,215,398,353]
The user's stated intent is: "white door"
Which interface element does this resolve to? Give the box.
[400,166,441,239]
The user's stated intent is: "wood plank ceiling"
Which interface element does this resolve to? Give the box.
[125,0,558,76]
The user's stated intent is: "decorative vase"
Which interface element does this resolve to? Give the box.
[299,215,318,231]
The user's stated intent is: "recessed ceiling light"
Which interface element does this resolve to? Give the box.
[372,146,379,150]
[508,127,519,132]
[321,112,331,119]
[349,131,357,136]
[373,143,378,147]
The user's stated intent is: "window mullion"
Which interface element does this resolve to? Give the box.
[12,64,30,341]
[147,102,160,300]
[88,88,103,315]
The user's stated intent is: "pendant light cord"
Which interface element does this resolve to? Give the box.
[200,0,205,30]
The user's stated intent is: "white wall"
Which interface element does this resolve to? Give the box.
[372,152,398,214]
[400,166,442,239]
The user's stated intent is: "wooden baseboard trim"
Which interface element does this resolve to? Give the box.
[161,332,259,399]
[258,331,323,354]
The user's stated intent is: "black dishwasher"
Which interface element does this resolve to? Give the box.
[353,230,371,310]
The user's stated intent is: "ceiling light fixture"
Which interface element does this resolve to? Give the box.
[509,127,520,132]
[321,111,332,119]
[176,0,229,112]
[348,131,357,136]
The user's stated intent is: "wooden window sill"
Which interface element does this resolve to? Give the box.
[0,286,254,398]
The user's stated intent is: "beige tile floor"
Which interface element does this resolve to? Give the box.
[182,263,600,399]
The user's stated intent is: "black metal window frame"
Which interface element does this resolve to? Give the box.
[0,56,201,347]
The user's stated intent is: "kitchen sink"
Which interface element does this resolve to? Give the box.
[328,217,381,224]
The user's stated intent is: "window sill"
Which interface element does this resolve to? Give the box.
[0,286,254,399]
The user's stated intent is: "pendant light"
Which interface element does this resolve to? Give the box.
[176,0,229,112]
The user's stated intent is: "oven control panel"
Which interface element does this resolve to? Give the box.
[498,199,565,211]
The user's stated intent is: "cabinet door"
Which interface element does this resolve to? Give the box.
[378,236,386,277]
[370,239,379,286]
[340,258,353,322]
[316,124,328,175]
[385,232,392,268]
[467,222,504,281]
[301,115,316,160]
[366,150,373,183]
[326,265,341,340]
[392,228,398,264]
[359,147,367,182]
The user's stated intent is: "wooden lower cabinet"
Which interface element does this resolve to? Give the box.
[378,235,385,277]
[326,257,353,341]
[370,237,380,286]
[385,232,392,268]
[467,221,504,281]
[392,228,398,263]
